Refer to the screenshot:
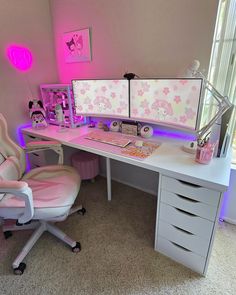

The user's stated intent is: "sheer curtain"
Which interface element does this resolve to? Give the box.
[206,0,236,161]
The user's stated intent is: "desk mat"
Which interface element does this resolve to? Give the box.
[83,130,161,160]
[121,141,160,159]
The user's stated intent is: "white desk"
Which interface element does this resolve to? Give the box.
[21,125,231,276]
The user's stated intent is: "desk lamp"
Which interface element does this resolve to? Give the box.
[183,60,233,157]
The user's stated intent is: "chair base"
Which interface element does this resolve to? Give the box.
[2,204,85,274]
[11,221,80,271]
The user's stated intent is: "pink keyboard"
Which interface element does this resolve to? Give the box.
[85,130,132,148]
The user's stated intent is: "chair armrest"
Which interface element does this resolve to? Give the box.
[0,180,28,191]
[0,180,34,224]
[25,140,64,164]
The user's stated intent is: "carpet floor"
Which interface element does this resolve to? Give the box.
[0,176,236,295]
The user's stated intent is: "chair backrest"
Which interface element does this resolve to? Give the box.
[0,113,25,181]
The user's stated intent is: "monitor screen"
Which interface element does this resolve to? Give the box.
[130,78,203,130]
[72,79,129,119]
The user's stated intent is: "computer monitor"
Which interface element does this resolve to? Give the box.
[72,79,129,119]
[130,78,203,130]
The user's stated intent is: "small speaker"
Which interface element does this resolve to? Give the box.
[110,121,120,132]
[140,125,153,138]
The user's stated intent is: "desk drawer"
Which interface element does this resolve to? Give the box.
[158,220,209,257]
[157,236,206,274]
[159,203,213,240]
[24,134,45,143]
[160,190,217,221]
[161,176,220,207]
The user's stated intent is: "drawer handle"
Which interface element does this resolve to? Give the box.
[176,194,199,203]
[178,180,201,188]
[28,135,36,139]
[32,153,39,157]
[170,241,191,252]
[175,207,197,217]
[172,225,194,235]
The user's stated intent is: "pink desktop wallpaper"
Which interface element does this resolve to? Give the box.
[73,80,129,118]
[130,79,202,130]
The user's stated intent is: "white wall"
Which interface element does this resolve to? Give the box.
[50,0,218,82]
[0,0,220,196]
[99,158,158,195]
[0,0,58,140]
[49,0,219,193]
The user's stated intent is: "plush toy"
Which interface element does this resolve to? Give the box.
[28,99,48,129]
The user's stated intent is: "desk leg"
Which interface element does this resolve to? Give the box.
[154,173,161,251]
[106,157,112,201]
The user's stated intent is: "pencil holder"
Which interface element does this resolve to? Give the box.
[195,144,215,164]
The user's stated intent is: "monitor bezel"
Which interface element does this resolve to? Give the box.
[129,77,204,132]
[72,78,130,119]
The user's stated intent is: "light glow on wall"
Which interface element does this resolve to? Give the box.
[91,117,196,141]
[16,122,32,171]
[153,129,196,141]
[7,45,33,71]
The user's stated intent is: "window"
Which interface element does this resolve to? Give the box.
[233,130,236,163]
[206,0,236,161]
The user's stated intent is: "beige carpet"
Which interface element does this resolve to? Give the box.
[0,176,236,295]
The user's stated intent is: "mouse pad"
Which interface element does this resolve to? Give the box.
[121,141,160,159]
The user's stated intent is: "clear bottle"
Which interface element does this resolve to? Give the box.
[55,104,67,132]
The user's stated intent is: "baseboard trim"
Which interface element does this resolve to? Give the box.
[221,217,236,225]
[99,173,156,196]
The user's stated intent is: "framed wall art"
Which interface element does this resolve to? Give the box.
[63,28,91,63]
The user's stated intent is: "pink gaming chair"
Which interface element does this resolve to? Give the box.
[0,113,85,275]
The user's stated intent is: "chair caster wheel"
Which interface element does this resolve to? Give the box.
[13,262,26,275]
[72,242,81,253]
[77,207,86,215]
[4,231,12,239]
[16,220,31,226]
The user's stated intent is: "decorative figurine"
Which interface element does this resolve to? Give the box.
[88,121,96,128]
[97,121,104,129]
[28,99,47,129]
[103,124,109,132]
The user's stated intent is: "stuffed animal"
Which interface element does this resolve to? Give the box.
[28,99,48,129]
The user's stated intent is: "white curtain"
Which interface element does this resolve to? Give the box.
[206,0,236,132]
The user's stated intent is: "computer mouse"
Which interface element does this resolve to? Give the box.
[135,140,143,147]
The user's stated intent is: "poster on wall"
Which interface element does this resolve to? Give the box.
[63,28,91,63]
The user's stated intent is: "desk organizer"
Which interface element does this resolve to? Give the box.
[195,144,215,164]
